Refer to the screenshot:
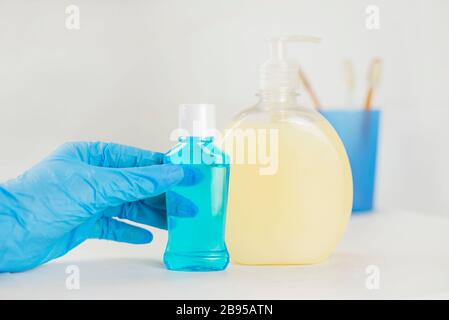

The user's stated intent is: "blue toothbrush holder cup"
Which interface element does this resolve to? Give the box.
[320,109,381,213]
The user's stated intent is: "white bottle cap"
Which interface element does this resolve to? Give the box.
[178,104,216,138]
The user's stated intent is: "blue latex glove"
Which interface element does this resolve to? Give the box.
[0,142,196,272]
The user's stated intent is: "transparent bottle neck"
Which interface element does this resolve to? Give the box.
[256,89,299,109]
[178,136,214,143]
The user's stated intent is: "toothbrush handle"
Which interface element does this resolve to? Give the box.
[298,68,321,110]
[364,87,373,111]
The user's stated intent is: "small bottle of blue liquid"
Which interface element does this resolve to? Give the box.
[163,104,230,272]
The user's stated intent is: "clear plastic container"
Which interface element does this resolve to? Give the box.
[223,36,353,265]
[163,104,230,271]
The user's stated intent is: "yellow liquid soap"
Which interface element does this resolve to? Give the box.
[222,35,352,265]
[223,109,353,265]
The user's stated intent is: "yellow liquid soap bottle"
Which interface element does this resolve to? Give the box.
[223,35,353,265]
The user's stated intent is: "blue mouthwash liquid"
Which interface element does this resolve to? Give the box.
[164,136,230,272]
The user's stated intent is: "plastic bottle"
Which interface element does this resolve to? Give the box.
[223,36,353,265]
[164,104,230,271]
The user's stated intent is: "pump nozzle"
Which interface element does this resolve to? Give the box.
[260,35,321,92]
[267,35,321,61]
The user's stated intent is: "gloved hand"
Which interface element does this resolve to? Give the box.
[0,141,196,272]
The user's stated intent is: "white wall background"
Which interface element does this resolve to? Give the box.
[0,0,448,214]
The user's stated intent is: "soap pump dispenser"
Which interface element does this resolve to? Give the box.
[223,35,353,265]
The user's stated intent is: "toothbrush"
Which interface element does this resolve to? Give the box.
[364,58,382,111]
[298,66,321,110]
[343,59,355,106]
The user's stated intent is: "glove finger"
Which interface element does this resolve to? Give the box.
[166,192,198,218]
[89,217,153,244]
[54,141,164,167]
[102,193,198,229]
[119,193,197,227]
[92,163,189,210]
[102,195,168,229]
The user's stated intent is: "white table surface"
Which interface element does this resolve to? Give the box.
[1,209,449,300]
